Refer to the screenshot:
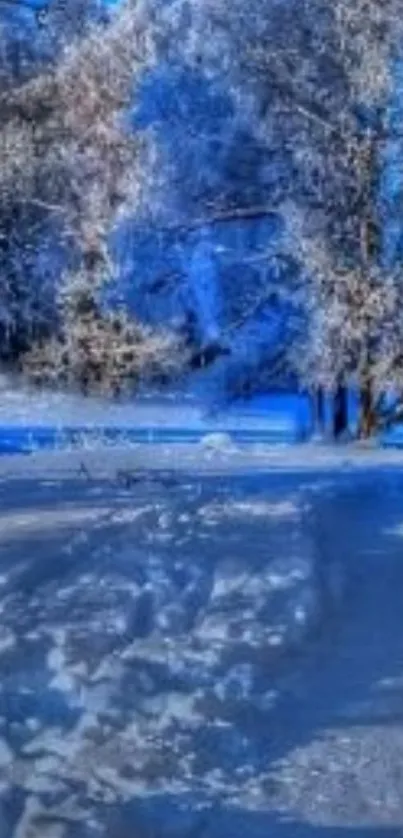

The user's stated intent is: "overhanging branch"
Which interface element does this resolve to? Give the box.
[137,204,282,239]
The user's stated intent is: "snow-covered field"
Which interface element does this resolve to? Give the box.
[1,443,403,836]
[0,376,313,452]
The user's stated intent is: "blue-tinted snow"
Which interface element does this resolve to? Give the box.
[0,453,403,834]
[0,377,313,453]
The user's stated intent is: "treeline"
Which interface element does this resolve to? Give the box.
[1,0,403,435]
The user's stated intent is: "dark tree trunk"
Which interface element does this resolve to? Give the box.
[333,382,348,439]
[313,387,325,435]
[358,378,377,438]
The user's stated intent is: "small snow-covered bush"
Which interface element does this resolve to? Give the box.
[22,285,186,396]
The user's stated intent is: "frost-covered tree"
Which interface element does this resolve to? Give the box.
[0,0,185,391]
[120,0,403,415]
[0,1,149,267]
[283,202,403,437]
[181,0,403,433]
[276,0,403,437]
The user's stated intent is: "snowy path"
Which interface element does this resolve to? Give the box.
[0,455,402,835]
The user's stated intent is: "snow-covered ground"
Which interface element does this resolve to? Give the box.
[0,376,312,452]
[2,375,403,452]
[2,379,403,835]
[0,458,318,837]
[1,444,403,836]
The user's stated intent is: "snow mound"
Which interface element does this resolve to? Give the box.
[199,432,236,451]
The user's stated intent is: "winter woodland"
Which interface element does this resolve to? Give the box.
[2,0,403,436]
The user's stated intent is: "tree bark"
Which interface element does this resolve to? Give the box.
[358,378,377,438]
[333,381,348,438]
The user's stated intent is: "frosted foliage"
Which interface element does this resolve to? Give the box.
[0,0,188,389]
[2,0,403,404]
[282,202,403,394]
[22,275,186,395]
[141,0,403,406]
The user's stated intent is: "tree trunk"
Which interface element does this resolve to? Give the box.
[358,378,377,438]
[313,387,325,435]
[356,128,379,442]
[333,382,348,439]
